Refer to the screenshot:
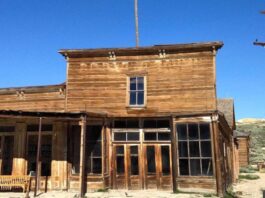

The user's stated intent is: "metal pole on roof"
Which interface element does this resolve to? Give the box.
[254,41,265,47]
[253,11,265,47]
[134,0,140,47]
[34,117,42,197]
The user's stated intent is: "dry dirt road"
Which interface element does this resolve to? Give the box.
[233,172,265,198]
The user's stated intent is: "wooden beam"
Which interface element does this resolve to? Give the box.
[34,117,42,197]
[79,115,87,197]
[170,116,177,193]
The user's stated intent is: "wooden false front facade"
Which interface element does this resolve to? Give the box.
[0,42,237,196]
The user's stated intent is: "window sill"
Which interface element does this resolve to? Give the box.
[126,105,146,110]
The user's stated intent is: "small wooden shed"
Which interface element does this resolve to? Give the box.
[234,130,250,167]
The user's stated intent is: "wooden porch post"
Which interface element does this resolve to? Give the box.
[170,116,177,193]
[34,117,42,197]
[79,115,87,198]
[212,114,222,196]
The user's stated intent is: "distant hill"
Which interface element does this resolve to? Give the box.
[237,118,265,163]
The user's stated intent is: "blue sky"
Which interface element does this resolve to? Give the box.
[0,0,264,119]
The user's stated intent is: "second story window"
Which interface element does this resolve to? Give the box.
[129,76,145,106]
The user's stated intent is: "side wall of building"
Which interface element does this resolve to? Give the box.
[238,137,250,167]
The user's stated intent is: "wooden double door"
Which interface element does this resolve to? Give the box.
[113,144,172,190]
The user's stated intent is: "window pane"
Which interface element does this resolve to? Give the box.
[147,146,156,174]
[188,124,199,140]
[92,143,102,157]
[127,120,139,128]
[87,126,102,141]
[130,92,137,105]
[189,142,200,157]
[161,146,170,175]
[130,77,137,90]
[137,91,144,105]
[144,133,157,141]
[158,133,170,141]
[114,133,126,141]
[87,158,91,173]
[137,77,144,90]
[178,141,188,157]
[92,158,102,174]
[127,132,139,141]
[143,120,156,128]
[177,124,187,140]
[179,159,189,175]
[201,141,212,157]
[190,159,201,176]
[202,159,213,176]
[114,120,126,128]
[157,120,170,128]
[200,123,211,139]
[0,126,15,132]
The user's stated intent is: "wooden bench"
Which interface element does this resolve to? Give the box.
[0,175,30,192]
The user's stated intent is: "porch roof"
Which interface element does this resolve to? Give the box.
[0,110,107,120]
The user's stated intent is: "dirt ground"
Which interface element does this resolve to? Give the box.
[233,172,265,198]
[0,190,215,198]
[1,173,264,198]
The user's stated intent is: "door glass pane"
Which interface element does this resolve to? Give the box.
[161,146,170,175]
[146,146,156,174]
[130,146,139,175]
[116,146,124,174]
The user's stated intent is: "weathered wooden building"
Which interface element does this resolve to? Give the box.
[234,130,250,168]
[0,42,238,196]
